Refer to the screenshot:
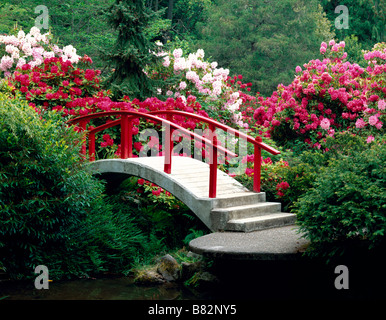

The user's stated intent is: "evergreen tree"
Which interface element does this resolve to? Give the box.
[195,0,335,96]
[320,0,385,46]
[4,0,116,71]
[104,0,159,100]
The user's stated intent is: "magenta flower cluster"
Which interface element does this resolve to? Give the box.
[253,41,385,148]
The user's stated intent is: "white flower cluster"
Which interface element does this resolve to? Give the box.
[0,27,80,76]
[167,48,230,98]
[149,45,249,127]
[152,46,248,127]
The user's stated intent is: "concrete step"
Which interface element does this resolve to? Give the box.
[212,192,266,208]
[211,202,282,220]
[225,213,297,232]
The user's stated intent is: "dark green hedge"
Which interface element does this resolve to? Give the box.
[294,133,386,259]
[0,92,159,279]
[0,92,107,278]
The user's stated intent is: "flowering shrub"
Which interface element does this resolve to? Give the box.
[148,45,255,128]
[0,26,80,78]
[253,41,385,149]
[234,154,295,209]
[6,44,211,161]
[10,55,105,116]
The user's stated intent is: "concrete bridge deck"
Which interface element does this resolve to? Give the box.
[89,156,296,233]
[89,156,304,260]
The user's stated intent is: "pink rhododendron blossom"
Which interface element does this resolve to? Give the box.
[378,99,385,110]
[162,56,170,67]
[196,49,205,58]
[368,115,379,126]
[276,181,290,197]
[355,118,366,129]
[173,48,183,58]
[366,135,375,143]
[375,122,383,129]
[320,118,331,130]
[152,188,162,197]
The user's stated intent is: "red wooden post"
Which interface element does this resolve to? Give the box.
[127,118,133,158]
[209,125,217,198]
[80,120,87,156]
[121,114,129,159]
[164,115,172,174]
[254,136,262,193]
[89,132,96,162]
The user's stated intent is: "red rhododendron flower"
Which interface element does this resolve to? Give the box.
[84,69,95,81]
[152,188,162,196]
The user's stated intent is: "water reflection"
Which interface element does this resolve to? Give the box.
[0,277,202,300]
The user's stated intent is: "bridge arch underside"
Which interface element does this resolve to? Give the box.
[88,157,248,231]
[92,170,213,227]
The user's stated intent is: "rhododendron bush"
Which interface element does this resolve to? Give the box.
[8,56,211,161]
[1,28,217,203]
[253,41,385,149]
[0,26,80,78]
[148,45,255,129]
[233,41,385,207]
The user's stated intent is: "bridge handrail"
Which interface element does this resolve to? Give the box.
[66,109,281,197]
[146,110,280,155]
[73,113,237,160]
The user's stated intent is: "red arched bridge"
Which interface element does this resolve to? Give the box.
[67,110,296,232]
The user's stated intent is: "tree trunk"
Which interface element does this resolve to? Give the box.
[167,0,174,21]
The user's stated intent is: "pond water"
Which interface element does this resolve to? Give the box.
[2,258,385,301]
[0,276,214,300]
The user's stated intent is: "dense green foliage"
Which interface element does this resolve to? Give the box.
[0,92,106,278]
[103,0,160,100]
[108,177,209,250]
[294,133,386,258]
[321,0,385,46]
[195,0,335,95]
[0,91,197,279]
[0,3,31,33]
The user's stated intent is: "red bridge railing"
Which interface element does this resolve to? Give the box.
[67,110,280,198]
